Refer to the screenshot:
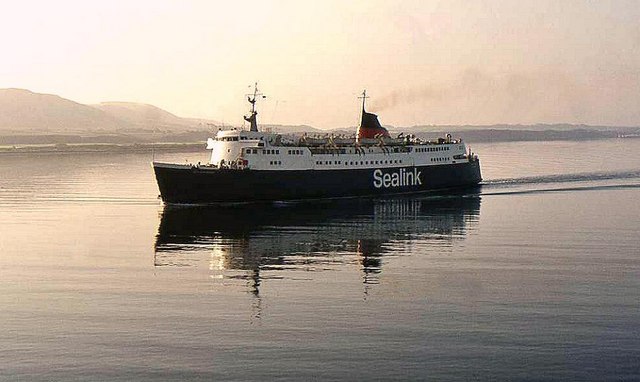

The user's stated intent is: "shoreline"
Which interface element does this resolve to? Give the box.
[1,134,638,156]
[0,142,204,155]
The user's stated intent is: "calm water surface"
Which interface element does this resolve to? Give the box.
[1,139,639,381]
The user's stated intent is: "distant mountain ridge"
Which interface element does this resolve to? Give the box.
[91,102,189,132]
[1,88,638,146]
[0,88,323,137]
[0,88,123,133]
[0,88,217,134]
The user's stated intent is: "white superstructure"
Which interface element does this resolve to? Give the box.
[204,128,476,172]
[197,84,478,172]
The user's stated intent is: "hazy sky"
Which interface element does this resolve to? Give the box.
[2,0,640,128]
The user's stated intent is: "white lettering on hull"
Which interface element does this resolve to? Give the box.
[373,168,422,189]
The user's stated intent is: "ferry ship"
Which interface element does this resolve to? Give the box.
[153,85,481,204]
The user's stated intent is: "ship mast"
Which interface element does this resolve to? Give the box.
[244,82,265,132]
[358,89,369,116]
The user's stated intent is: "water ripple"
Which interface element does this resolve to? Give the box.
[484,169,640,186]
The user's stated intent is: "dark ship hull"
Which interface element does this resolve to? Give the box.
[153,160,482,204]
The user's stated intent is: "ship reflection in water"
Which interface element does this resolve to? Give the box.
[154,194,481,296]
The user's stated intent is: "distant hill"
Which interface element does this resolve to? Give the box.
[407,128,630,143]
[0,88,326,144]
[404,123,637,133]
[1,88,638,146]
[0,88,124,133]
[261,124,323,134]
[0,88,320,138]
[0,88,217,135]
[395,124,640,142]
[91,102,191,132]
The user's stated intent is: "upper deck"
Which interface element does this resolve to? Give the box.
[199,86,478,171]
[204,128,476,171]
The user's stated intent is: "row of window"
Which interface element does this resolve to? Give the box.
[245,148,282,155]
[415,146,450,153]
[315,159,404,166]
[431,157,450,162]
[269,161,282,165]
[248,147,450,158]
[309,148,348,155]
[248,147,449,156]
[316,161,339,165]
[216,136,251,141]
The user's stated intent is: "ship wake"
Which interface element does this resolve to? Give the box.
[480,169,640,196]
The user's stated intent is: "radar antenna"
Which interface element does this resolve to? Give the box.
[357,89,370,119]
[244,82,266,132]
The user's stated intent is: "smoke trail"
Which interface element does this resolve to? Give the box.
[367,68,640,125]
[368,86,447,113]
[367,69,488,113]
